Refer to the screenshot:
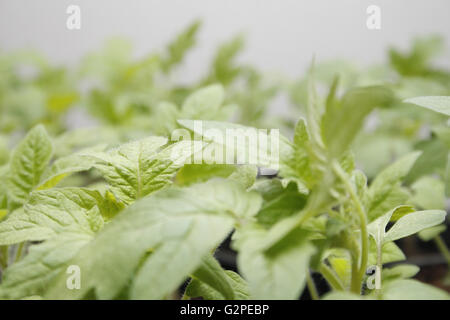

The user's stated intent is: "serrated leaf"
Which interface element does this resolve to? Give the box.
[84,137,198,204]
[8,125,53,207]
[178,120,289,170]
[0,188,103,245]
[0,232,92,299]
[322,85,394,156]
[38,148,102,190]
[44,180,261,300]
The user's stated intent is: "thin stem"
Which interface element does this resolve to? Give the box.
[319,263,344,291]
[434,236,450,266]
[14,242,25,263]
[332,161,369,294]
[0,246,8,269]
[350,256,360,294]
[306,271,319,300]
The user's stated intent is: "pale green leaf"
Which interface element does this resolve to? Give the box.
[186,270,249,300]
[85,137,197,203]
[381,279,450,300]
[0,232,92,299]
[44,180,261,299]
[384,210,446,242]
[418,224,447,241]
[8,125,53,206]
[181,84,225,120]
[404,96,450,116]
[0,188,102,245]
[236,226,315,299]
[366,152,421,221]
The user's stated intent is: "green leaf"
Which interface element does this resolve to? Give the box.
[0,188,103,245]
[381,279,450,300]
[186,269,249,300]
[38,146,104,190]
[228,165,258,189]
[384,210,446,242]
[418,224,447,241]
[322,86,394,156]
[181,84,225,120]
[161,20,201,73]
[404,96,450,116]
[278,119,316,190]
[8,125,53,207]
[368,239,405,266]
[236,226,315,299]
[178,120,289,170]
[382,264,420,281]
[251,179,307,227]
[0,232,92,299]
[176,164,236,186]
[366,152,421,221]
[405,139,448,184]
[368,205,446,244]
[411,176,445,210]
[85,137,196,204]
[187,254,241,300]
[44,180,261,300]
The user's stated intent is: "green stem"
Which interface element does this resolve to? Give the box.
[319,263,344,291]
[434,236,450,266]
[14,242,25,263]
[332,162,369,294]
[350,256,360,294]
[0,246,8,269]
[306,271,319,300]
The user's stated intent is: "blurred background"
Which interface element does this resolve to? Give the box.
[1,0,450,82]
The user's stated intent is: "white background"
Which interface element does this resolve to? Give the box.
[1,0,449,83]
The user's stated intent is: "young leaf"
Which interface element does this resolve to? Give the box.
[384,210,446,242]
[189,254,237,300]
[236,226,315,299]
[186,270,250,300]
[322,86,394,156]
[404,96,450,116]
[8,125,53,207]
[366,152,421,221]
[0,232,93,299]
[418,225,447,242]
[381,279,449,300]
[368,205,446,245]
[0,188,103,245]
[181,84,225,120]
[84,137,197,204]
[43,180,261,300]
